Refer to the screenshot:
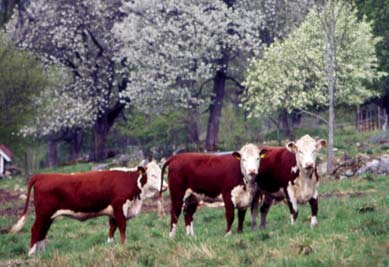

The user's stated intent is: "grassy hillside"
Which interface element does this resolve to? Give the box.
[0,162,388,266]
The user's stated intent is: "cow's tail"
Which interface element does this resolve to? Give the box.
[160,156,173,194]
[9,175,37,233]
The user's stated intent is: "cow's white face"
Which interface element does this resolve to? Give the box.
[141,161,166,199]
[286,135,326,173]
[232,143,261,183]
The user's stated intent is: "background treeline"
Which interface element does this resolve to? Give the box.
[0,0,387,171]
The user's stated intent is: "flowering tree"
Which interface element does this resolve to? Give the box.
[244,1,383,171]
[114,0,265,150]
[6,0,129,161]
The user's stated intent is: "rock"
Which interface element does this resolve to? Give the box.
[112,154,130,166]
[356,155,389,175]
[344,169,354,177]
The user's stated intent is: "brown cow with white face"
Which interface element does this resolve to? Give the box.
[9,162,161,256]
[162,144,262,238]
[251,135,326,229]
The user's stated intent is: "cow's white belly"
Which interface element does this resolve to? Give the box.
[51,205,114,220]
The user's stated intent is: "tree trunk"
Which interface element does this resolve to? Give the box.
[280,109,295,141]
[90,117,110,162]
[48,139,58,167]
[205,69,227,151]
[323,0,337,175]
[89,103,126,162]
[185,110,200,148]
[69,130,83,161]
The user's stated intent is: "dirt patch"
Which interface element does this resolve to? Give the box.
[0,189,30,218]
[320,191,366,199]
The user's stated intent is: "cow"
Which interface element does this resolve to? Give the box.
[161,144,263,238]
[108,161,168,241]
[251,135,326,229]
[9,161,161,256]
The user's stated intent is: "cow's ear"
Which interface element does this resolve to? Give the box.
[259,148,267,159]
[137,166,146,175]
[316,139,327,150]
[286,142,298,153]
[232,151,241,160]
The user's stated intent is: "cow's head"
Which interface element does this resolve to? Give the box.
[232,143,262,184]
[141,161,167,199]
[286,135,326,174]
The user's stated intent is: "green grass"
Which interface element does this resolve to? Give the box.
[0,167,388,266]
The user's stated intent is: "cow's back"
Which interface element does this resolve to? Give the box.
[32,171,140,213]
[167,153,241,198]
[257,146,297,192]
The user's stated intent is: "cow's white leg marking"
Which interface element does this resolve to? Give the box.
[190,222,194,236]
[186,223,195,236]
[225,230,232,237]
[107,237,114,243]
[311,216,318,228]
[290,214,296,225]
[287,182,298,212]
[169,223,177,239]
[28,244,37,256]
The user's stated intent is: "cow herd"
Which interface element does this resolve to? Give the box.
[9,134,326,256]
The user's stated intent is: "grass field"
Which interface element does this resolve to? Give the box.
[0,161,388,267]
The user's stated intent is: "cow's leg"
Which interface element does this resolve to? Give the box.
[222,192,235,236]
[309,191,319,227]
[286,183,299,224]
[250,188,262,230]
[36,218,53,253]
[107,217,117,243]
[29,215,52,256]
[113,205,127,243]
[237,208,247,233]
[259,194,273,229]
[183,194,198,236]
[286,200,299,225]
[169,191,184,238]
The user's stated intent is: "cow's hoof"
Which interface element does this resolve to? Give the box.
[224,231,232,237]
[310,216,318,228]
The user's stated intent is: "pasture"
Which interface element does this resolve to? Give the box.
[0,163,388,267]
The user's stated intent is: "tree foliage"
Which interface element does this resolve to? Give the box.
[0,31,47,157]
[113,0,264,108]
[355,0,389,115]
[6,0,132,160]
[244,2,383,117]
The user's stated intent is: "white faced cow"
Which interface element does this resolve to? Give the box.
[162,143,262,238]
[251,135,326,229]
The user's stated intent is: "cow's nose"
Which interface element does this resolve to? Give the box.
[248,168,258,175]
[305,162,314,169]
